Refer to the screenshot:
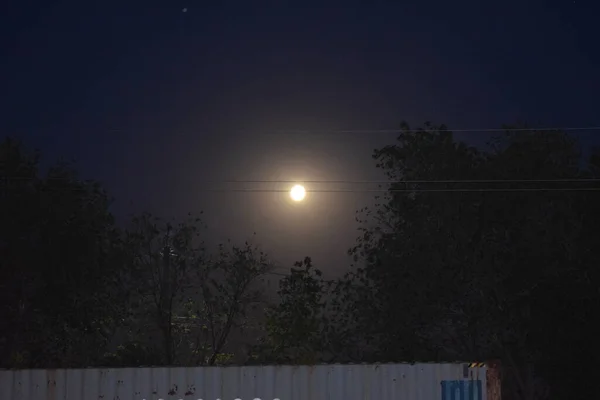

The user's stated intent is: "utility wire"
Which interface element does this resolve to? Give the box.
[4,177,600,184]
[99,126,600,134]
[3,184,600,193]
[184,188,600,193]
[4,179,600,192]
[205,178,600,184]
[266,126,600,134]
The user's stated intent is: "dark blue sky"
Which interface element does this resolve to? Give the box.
[2,1,599,273]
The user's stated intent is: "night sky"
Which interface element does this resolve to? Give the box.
[2,1,599,274]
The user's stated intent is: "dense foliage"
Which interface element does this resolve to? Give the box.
[0,138,126,367]
[0,138,272,368]
[260,125,600,399]
[2,127,599,399]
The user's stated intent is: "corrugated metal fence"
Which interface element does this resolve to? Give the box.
[0,363,501,400]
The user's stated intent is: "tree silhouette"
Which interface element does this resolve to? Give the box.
[0,137,127,367]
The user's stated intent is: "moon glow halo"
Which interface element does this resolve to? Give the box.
[290,184,306,202]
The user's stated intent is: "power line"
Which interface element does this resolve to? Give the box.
[206,178,600,184]
[98,125,600,134]
[4,187,600,194]
[192,188,600,193]
[4,177,600,184]
[3,179,600,193]
[266,126,600,134]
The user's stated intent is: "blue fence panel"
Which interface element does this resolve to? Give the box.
[441,380,483,400]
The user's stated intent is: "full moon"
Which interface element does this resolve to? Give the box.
[290,184,306,202]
